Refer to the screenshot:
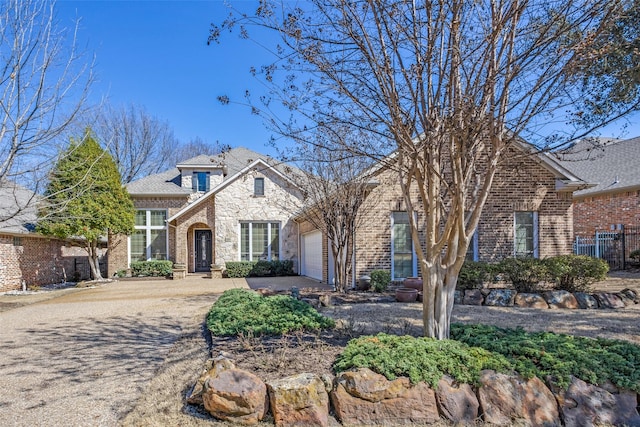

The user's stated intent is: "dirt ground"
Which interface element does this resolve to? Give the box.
[121,273,640,427]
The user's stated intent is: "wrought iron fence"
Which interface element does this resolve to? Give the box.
[574,226,640,270]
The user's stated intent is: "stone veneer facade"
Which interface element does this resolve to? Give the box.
[0,233,101,291]
[107,164,302,276]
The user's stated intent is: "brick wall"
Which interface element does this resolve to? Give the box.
[573,190,640,236]
[0,233,99,292]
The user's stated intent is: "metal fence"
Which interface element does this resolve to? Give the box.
[574,226,640,270]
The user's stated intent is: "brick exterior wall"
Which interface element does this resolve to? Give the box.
[299,147,575,284]
[0,233,100,292]
[572,190,640,236]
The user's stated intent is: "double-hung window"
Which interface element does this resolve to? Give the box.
[391,212,417,280]
[130,209,168,263]
[514,211,538,258]
[192,172,209,192]
[240,222,280,261]
[254,177,265,196]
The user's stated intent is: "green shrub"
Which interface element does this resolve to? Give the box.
[370,270,391,292]
[333,333,512,388]
[457,261,496,290]
[451,323,640,392]
[207,288,335,336]
[225,260,296,278]
[544,255,608,292]
[115,269,127,278]
[498,257,548,292]
[630,249,640,262]
[130,260,173,277]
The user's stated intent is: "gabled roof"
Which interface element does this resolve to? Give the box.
[0,181,38,235]
[555,136,640,197]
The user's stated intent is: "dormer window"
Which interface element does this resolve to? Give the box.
[193,172,210,192]
[254,177,265,196]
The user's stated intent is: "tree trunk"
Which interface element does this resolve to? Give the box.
[86,241,103,281]
[422,261,461,339]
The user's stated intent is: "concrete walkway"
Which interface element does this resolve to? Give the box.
[0,276,250,427]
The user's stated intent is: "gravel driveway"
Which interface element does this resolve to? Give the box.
[0,277,247,427]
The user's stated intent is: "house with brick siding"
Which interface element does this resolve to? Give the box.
[298,141,590,287]
[0,182,97,291]
[107,147,303,277]
[556,136,640,237]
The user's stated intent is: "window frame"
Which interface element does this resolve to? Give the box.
[254,177,265,196]
[238,221,280,261]
[514,211,539,258]
[192,171,210,192]
[390,211,418,280]
[129,209,169,264]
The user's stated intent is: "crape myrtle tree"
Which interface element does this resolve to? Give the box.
[211,0,638,339]
[292,128,380,293]
[0,0,92,224]
[37,130,134,280]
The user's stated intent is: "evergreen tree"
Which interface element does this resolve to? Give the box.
[38,129,134,280]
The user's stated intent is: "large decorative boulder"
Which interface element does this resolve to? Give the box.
[574,292,599,309]
[514,293,549,309]
[542,290,579,309]
[202,368,268,425]
[330,368,439,425]
[436,375,479,424]
[485,289,517,307]
[477,370,560,426]
[548,376,640,427]
[593,292,626,309]
[187,356,235,405]
[620,288,639,305]
[463,289,484,305]
[267,373,330,427]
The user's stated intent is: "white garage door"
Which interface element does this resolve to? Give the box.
[301,230,323,281]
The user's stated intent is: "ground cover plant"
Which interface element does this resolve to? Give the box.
[450,323,640,392]
[206,288,335,336]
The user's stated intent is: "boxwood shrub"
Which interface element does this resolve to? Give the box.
[225,260,295,278]
[456,261,497,290]
[543,255,608,292]
[207,288,335,336]
[497,257,548,293]
[130,260,173,277]
[370,270,391,292]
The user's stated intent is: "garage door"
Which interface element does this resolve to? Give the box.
[301,230,323,281]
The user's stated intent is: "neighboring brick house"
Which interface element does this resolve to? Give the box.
[0,182,97,291]
[298,141,589,286]
[556,137,640,236]
[108,147,303,276]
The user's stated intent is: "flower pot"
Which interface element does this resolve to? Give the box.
[395,287,418,302]
[357,275,371,291]
[403,277,423,290]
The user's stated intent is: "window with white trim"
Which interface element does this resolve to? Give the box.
[130,209,168,263]
[192,171,209,192]
[514,211,538,258]
[254,177,264,196]
[240,222,280,261]
[391,212,417,280]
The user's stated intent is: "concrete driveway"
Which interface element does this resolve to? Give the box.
[0,277,249,427]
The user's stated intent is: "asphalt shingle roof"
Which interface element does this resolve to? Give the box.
[556,136,640,197]
[0,181,38,234]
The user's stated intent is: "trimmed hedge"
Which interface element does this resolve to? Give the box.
[225,260,295,278]
[130,260,173,277]
[456,261,497,290]
[207,288,335,336]
[370,270,391,292]
[544,255,608,292]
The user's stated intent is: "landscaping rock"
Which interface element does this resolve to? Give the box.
[463,289,484,305]
[267,373,329,427]
[301,298,321,309]
[574,292,599,309]
[593,292,626,309]
[484,289,517,307]
[202,368,268,425]
[319,294,333,307]
[542,290,579,309]
[454,290,463,305]
[435,375,479,424]
[548,376,640,427]
[620,288,639,304]
[330,368,439,425]
[478,370,560,426]
[187,356,236,406]
[514,293,549,309]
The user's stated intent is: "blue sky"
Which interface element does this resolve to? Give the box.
[55,0,639,159]
[55,0,284,157]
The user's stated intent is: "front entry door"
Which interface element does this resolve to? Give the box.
[195,230,212,272]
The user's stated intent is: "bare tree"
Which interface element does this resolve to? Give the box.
[292,129,379,292]
[212,0,635,339]
[94,104,180,183]
[0,0,92,224]
[167,136,228,166]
